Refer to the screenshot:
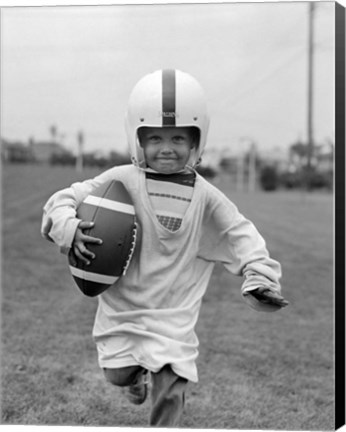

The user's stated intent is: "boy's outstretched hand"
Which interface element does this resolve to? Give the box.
[245,287,289,309]
[69,220,103,266]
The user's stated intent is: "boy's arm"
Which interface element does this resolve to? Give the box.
[200,186,288,312]
[228,214,287,312]
[41,168,119,254]
[41,185,90,254]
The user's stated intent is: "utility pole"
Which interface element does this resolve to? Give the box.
[248,142,257,193]
[307,2,315,171]
[236,152,245,192]
[50,125,57,143]
[76,130,84,173]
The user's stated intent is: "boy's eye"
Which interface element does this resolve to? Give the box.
[172,136,186,143]
[142,132,189,145]
[148,135,161,143]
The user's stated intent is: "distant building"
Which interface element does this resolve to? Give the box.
[287,141,334,173]
[29,140,68,163]
[1,138,34,163]
[315,142,333,172]
[1,137,70,164]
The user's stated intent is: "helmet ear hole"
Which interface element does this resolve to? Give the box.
[190,127,200,146]
[137,128,143,146]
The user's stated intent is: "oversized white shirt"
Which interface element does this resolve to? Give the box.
[41,164,282,382]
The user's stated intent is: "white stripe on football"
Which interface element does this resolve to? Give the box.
[69,266,119,285]
[83,195,135,215]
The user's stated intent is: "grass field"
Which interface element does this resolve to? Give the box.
[1,163,334,429]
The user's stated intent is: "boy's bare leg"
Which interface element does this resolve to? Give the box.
[103,365,144,386]
[104,364,187,426]
[150,364,188,427]
[104,365,149,405]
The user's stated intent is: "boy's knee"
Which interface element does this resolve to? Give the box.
[103,366,143,387]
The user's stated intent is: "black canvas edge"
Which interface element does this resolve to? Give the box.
[335,1,346,429]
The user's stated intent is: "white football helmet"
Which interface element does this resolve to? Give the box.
[125,69,210,169]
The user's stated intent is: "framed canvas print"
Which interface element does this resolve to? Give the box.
[1,0,345,430]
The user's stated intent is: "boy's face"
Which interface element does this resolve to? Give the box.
[138,127,196,174]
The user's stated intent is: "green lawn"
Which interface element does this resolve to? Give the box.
[1,163,334,429]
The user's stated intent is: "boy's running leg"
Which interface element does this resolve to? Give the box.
[149,364,188,427]
[103,365,143,386]
[103,366,149,405]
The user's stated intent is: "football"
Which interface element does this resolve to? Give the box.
[68,180,137,297]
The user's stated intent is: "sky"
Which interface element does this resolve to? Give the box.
[1,1,336,159]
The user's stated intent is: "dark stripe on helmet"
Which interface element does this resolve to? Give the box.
[162,69,176,126]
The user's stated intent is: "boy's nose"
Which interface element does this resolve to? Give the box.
[160,141,173,153]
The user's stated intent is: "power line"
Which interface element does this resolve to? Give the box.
[211,3,332,117]
[213,45,306,115]
[209,8,308,105]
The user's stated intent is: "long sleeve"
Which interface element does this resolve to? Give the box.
[41,166,124,254]
[198,181,282,312]
[224,210,282,312]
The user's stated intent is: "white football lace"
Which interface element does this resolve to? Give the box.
[122,221,137,275]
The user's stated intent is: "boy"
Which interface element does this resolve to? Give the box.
[41,69,288,427]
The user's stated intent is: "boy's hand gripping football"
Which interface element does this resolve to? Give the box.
[245,287,289,309]
[70,221,103,266]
